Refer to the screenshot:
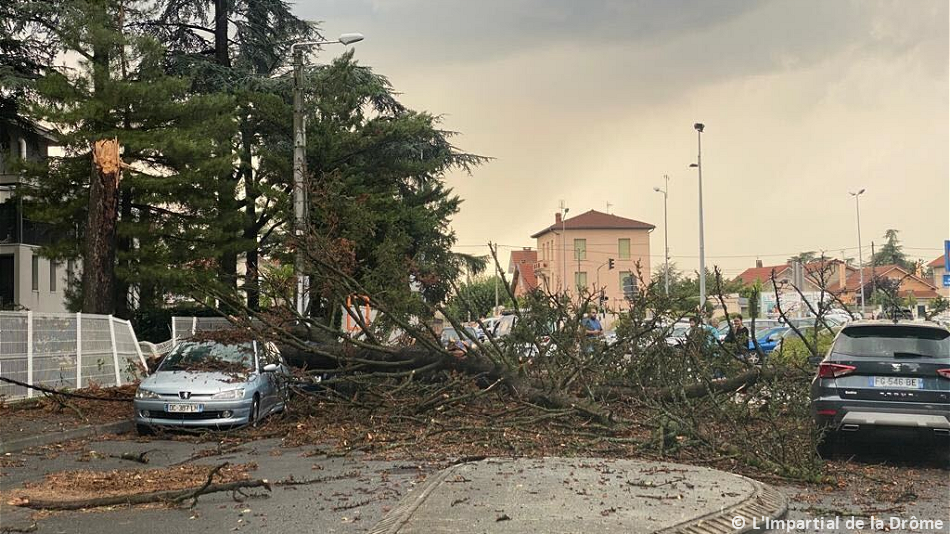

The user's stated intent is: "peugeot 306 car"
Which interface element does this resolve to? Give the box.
[133,340,289,434]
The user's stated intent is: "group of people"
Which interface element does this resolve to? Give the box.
[686,314,751,355]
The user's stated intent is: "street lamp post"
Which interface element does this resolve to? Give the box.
[561,206,569,294]
[850,189,866,314]
[291,33,363,317]
[689,123,706,313]
[653,174,670,295]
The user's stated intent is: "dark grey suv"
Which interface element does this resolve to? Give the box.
[810,321,950,450]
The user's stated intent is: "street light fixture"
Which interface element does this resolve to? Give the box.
[653,174,670,295]
[689,122,706,314]
[291,33,364,317]
[849,188,866,314]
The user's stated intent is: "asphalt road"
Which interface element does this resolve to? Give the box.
[1,437,438,534]
[1,435,947,534]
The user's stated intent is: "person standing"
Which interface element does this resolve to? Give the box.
[582,308,603,338]
[724,314,750,355]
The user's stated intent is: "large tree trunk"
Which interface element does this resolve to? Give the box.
[114,186,133,318]
[214,0,230,67]
[241,123,259,311]
[82,140,121,315]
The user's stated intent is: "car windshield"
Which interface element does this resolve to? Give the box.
[671,324,690,336]
[833,325,950,359]
[159,342,255,373]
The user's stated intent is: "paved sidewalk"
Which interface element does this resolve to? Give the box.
[372,457,787,534]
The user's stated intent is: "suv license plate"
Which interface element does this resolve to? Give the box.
[870,377,922,389]
[165,403,204,413]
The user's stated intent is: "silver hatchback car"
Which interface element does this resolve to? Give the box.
[134,340,290,433]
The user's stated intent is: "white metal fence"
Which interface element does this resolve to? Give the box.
[0,311,148,400]
[171,316,264,341]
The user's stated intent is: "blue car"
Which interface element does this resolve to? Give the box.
[748,326,789,354]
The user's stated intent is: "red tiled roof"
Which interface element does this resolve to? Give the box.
[828,265,937,296]
[930,255,946,268]
[516,262,538,292]
[508,249,537,273]
[530,210,654,238]
[508,249,539,293]
[736,265,790,285]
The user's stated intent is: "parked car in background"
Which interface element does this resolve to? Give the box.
[134,340,290,434]
[441,326,478,351]
[748,326,789,354]
[665,322,692,346]
[810,321,950,454]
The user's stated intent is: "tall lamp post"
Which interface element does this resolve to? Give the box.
[689,123,706,313]
[849,189,866,314]
[653,174,670,295]
[561,206,570,293]
[291,33,364,317]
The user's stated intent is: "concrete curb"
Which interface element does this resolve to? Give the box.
[0,420,134,454]
[656,475,788,534]
[371,459,788,534]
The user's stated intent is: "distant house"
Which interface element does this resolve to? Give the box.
[827,264,940,318]
[736,258,855,293]
[531,209,653,309]
[507,248,538,298]
[0,118,70,312]
[929,255,949,298]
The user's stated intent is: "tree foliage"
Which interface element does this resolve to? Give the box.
[871,229,912,270]
[443,276,513,320]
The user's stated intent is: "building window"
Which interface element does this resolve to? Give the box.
[575,271,588,290]
[618,238,631,260]
[620,271,636,296]
[32,255,39,291]
[18,137,27,159]
[50,261,57,291]
[574,238,586,261]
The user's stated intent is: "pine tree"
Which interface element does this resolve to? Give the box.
[20,0,236,315]
[871,229,912,270]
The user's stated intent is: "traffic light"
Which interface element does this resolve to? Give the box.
[608,258,615,270]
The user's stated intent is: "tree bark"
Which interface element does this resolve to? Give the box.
[213,0,230,67]
[241,122,259,311]
[82,140,121,315]
[114,186,133,318]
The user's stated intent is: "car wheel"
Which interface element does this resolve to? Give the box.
[249,396,261,427]
[136,424,154,436]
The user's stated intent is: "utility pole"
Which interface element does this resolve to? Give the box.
[290,33,363,318]
[850,189,866,315]
[292,48,308,317]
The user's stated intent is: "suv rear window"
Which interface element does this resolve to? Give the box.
[833,325,950,360]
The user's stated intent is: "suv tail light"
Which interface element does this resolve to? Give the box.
[938,369,950,380]
[817,363,856,378]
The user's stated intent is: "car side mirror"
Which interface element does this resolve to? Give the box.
[262,363,279,373]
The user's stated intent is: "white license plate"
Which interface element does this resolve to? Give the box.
[165,403,204,413]
[869,376,923,389]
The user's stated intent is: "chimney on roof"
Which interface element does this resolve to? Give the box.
[838,263,847,290]
[555,212,562,224]
[755,259,763,268]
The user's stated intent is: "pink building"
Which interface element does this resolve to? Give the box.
[531,210,653,309]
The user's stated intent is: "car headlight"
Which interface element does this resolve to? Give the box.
[211,389,245,400]
[135,388,160,399]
